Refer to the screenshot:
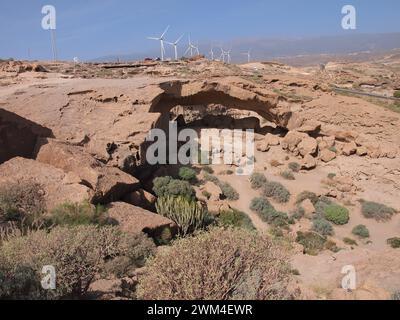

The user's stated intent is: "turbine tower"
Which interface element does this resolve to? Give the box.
[241,49,251,63]
[166,34,184,60]
[184,35,199,57]
[209,46,215,60]
[147,25,170,61]
[219,48,225,63]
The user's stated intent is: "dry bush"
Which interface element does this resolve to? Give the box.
[0,181,46,230]
[262,181,291,203]
[137,228,297,300]
[360,200,397,222]
[0,226,155,299]
[250,172,267,190]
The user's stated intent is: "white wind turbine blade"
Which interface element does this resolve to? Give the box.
[175,34,184,44]
[184,46,191,56]
[147,37,160,40]
[160,25,170,39]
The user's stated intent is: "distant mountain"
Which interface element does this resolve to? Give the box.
[91,33,400,64]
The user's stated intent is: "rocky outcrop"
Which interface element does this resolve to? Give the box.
[106,202,177,239]
[35,139,140,204]
[0,109,53,164]
[0,157,92,210]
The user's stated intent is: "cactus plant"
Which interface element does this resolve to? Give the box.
[155,196,209,236]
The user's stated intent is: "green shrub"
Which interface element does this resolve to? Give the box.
[280,170,295,180]
[352,225,370,238]
[219,182,239,201]
[312,218,333,236]
[262,181,290,203]
[250,172,267,190]
[152,176,195,200]
[202,166,214,174]
[0,226,155,299]
[360,200,397,222]
[250,197,275,214]
[218,209,255,231]
[296,231,326,256]
[137,228,296,300]
[178,167,197,182]
[323,204,349,225]
[0,182,46,230]
[156,196,209,236]
[343,237,358,246]
[394,90,400,99]
[296,191,319,205]
[325,240,340,253]
[49,201,110,227]
[387,237,400,249]
[288,162,301,173]
[249,198,287,226]
[203,173,219,184]
[291,206,305,220]
[327,173,336,180]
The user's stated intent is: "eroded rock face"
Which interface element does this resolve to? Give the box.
[106,202,177,239]
[0,157,92,210]
[35,138,140,204]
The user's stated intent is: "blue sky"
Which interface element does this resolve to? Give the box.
[1,0,400,61]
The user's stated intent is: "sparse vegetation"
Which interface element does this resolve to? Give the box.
[394,90,400,99]
[218,209,255,231]
[312,218,333,236]
[178,167,197,182]
[204,174,239,200]
[0,182,46,230]
[0,226,155,299]
[323,204,350,225]
[352,225,370,238]
[296,231,326,256]
[296,191,319,205]
[202,165,214,174]
[249,172,267,190]
[280,170,295,180]
[155,196,210,236]
[288,162,301,173]
[201,190,211,200]
[250,197,288,227]
[262,180,290,203]
[387,237,400,249]
[152,176,195,200]
[291,206,305,220]
[343,237,358,246]
[49,201,111,227]
[137,228,296,300]
[360,200,397,222]
[327,173,336,180]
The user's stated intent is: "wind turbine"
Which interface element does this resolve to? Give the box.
[209,46,215,60]
[219,48,225,63]
[147,25,170,61]
[241,49,251,63]
[184,35,199,57]
[226,49,232,63]
[166,34,184,60]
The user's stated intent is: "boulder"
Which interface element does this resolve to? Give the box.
[302,154,317,170]
[342,141,357,156]
[0,157,92,210]
[201,181,222,201]
[264,133,280,146]
[356,146,368,156]
[297,136,318,157]
[281,131,308,152]
[123,189,156,211]
[317,136,336,151]
[35,138,140,203]
[107,202,177,239]
[320,149,336,162]
[256,140,270,152]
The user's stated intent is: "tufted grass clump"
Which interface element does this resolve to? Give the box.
[387,237,400,249]
[296,231,326,256]
[312,218,334,236]
[262,181,290,203]
[360,200,397,222]
[352,225,370,238]
[249,172,267,190]
[288,162,301,173]
[296,191,319,205]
